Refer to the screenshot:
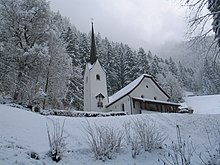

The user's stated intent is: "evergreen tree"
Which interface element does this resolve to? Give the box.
[114,43,126,89]
[168,57,178,77]
[137,47,150,75]
[124,44,139,85]
[100,38,117,95]
[157,72,183,102]
[149,55,160,77]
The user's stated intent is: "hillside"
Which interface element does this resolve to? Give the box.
[186,95,220,114]
[0,95,220,164]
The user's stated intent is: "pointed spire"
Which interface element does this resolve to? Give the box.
[90,21,97,64]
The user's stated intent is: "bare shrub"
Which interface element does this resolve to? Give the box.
[46,119,67,162]
[124,122,141,158]
[198,123,220,165]
[124,118,166,158]
[160,125,194,165]
[84,120,124,161]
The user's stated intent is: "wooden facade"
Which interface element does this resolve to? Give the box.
[133,98,180,113]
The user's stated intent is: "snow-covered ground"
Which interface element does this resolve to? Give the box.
[0,95,220,165]
[185,94,220,114]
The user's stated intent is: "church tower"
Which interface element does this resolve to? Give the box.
[83,22,108,112]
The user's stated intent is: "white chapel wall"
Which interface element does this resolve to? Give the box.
[130,78,168,101]
[83,64,91,111]
[89,60,108,112]
[107,95,131,114]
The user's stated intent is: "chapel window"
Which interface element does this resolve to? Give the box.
[96,93,104,108]
[122,104,125,111]
[96,74,100,80]
[97,101,103,108]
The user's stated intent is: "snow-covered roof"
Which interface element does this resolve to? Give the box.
[108,74,169,106]
[86,59,107,73]
[87,62,94,70]
[183,91,195,97]
[132,97,180,106]
[179,102,188,109]
[108,74,148,104]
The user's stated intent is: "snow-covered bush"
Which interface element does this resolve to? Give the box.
[124,122,141,158]
[198,124,220,165]
[46,119,67,162]
[40,110,126,117]
[124,118,166,158]
[84,120,124,161]
[160,125,194,165]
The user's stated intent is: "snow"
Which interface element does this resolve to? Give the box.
[87,62,94,70]
[184,94,220,114]
[109,74,151,104]
[0,94,220,164]
[183,91,195,97]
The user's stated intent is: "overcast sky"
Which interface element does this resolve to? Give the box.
[49,0,187,52]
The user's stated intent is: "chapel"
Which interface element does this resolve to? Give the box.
[83,23,180,114]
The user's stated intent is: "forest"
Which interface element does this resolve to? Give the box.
[0,0,219,110]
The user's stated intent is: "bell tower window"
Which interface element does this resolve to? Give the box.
[96,74,100,80]
[96,93,105,108]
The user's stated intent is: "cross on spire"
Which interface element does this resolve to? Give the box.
[90,20,97,65]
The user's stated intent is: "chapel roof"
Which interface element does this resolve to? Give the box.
[90,22,97,65]
[107,74,170,107]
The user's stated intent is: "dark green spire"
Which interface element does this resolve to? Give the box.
[90,22,97,64]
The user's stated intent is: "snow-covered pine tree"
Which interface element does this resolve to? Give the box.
[157,72,183,102]
[124,44,139,85]
[149,55,161,77]
[137,48,150,75]
[168,57,178,77]
[114,43,126,90]
[62,26,84,110]
[99,37,118,95]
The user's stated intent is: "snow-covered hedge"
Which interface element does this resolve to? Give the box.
[40,109,126,117]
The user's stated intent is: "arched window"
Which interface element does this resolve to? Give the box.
[96,74,100,80]
[154,96,157,100]
[96,93,104,108]
[121,104,125,111]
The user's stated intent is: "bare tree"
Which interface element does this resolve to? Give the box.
[183,0,220,58]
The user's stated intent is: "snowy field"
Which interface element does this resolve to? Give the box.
[185,94,220,114]
[0,95,220,165]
